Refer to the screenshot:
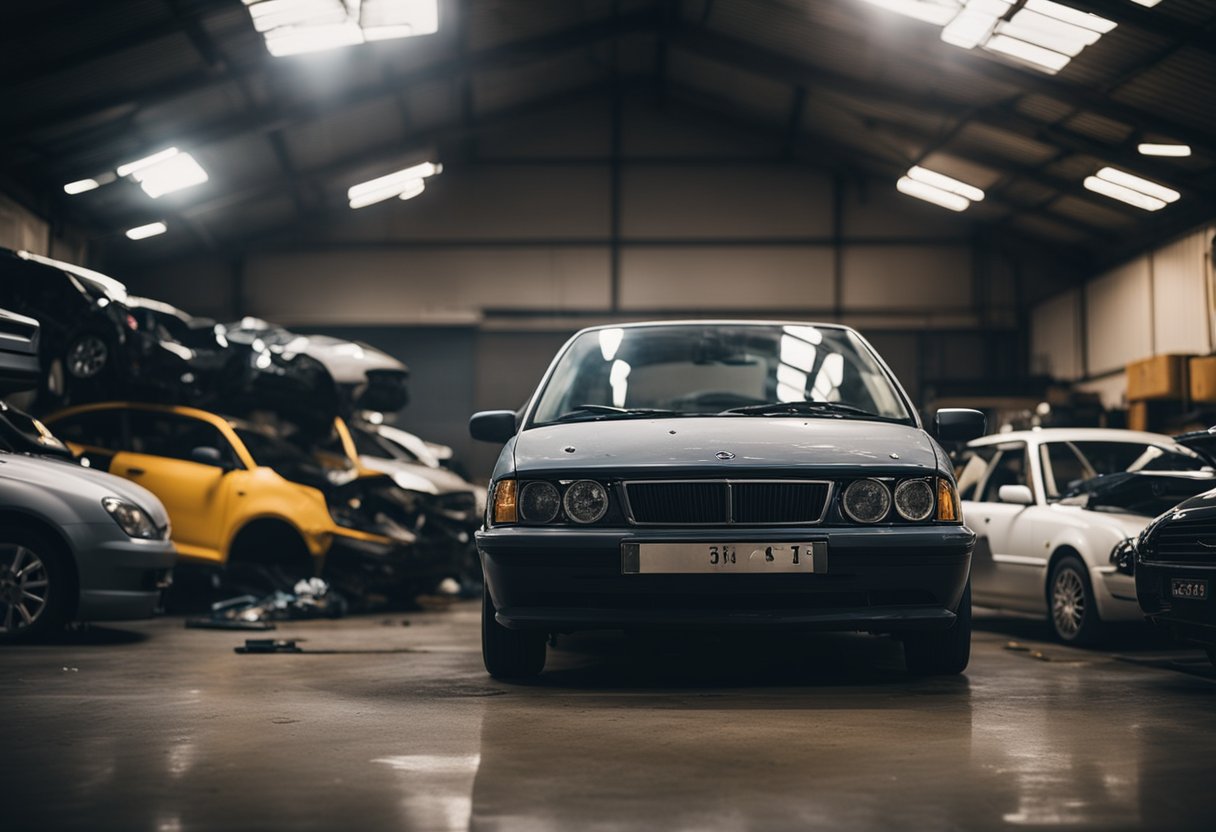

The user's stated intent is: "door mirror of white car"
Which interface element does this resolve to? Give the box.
[998,484,1034,505]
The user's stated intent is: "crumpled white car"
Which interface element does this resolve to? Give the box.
[958,428,1215,644]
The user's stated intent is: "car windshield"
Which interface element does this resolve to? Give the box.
[233,427,330,488]
[1042,439,1210,501]
[530,323,912,425]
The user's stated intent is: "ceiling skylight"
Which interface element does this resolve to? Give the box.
[242,0,439,57]
[116,148,209,198]
[1138,143,1191,158]
[125,222,168,240]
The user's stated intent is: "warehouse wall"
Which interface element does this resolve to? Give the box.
[0,193,88,262]
[1029,225,1215,408]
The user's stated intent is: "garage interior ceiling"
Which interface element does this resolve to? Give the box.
[1,0,1214,271]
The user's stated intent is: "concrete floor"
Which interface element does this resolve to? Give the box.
[2,604,1214,832]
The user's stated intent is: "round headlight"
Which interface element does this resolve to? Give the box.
[843,479,891,524]
[894,479,935,522]
[562,480,609,524]
[519,481,561,524]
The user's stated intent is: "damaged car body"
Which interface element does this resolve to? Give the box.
[471,321,985,678]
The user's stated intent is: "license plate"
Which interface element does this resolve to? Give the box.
[622,542,827,575]
[1171,578,1209,600]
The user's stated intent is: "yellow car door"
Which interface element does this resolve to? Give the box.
[114,409,240,564]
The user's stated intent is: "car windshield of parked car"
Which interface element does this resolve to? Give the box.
[1042,439,1210,501]
[530,324,912,425]
[233,427,330,488]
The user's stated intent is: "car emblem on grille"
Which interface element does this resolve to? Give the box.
[715,451,735,460]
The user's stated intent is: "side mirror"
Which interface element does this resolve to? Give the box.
[469,410,518,444]
[935,408,986,443]
[998,484,1035,506]
[190,446,230,470]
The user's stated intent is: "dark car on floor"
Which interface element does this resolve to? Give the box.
[469,321,986,678]
[1136,482,1216,667]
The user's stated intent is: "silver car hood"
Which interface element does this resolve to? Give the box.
[513,417,939,475]
[0,453,170,525]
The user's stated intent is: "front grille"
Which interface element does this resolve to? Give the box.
[623,480,830,526]
[1145,518,1216,564]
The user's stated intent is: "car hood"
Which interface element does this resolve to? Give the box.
[513,417,939,476]
[0,453,170,525]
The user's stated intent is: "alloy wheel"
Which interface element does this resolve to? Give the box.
[0,545,50,635]
[1051,567,1085,640]
[67,335,108,378]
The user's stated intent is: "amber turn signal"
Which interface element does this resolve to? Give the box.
[936,478,961,522]
[492,479,518,525]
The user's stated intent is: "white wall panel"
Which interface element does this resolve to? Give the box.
[1030,289,1082,381]
[243,247,611,325]
[618,246,835,310]
[841,246,972,310]
[1085,256,1152,375]
[0,194,48,254]
[621,165,833,238]
[842,187,973,240]
[1152,229,1212,355]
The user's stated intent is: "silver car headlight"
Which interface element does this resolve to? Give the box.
[102,497,162,540]
[519,481,561,524]
[562,480,609,524]
[894,479,935,522]
[843,479,891,524]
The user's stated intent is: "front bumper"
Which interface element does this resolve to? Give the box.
[477,525,975,633]
[64,524,177,622]
[1136,559,1216,647]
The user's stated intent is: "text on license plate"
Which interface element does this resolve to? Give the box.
[622,542,827,575]
[1171,578,1208,600]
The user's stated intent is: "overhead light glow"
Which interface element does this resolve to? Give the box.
[243,0,439,56]
[983,33,1072,73]
[998,9,1101,57]
[1138,143,1191,157]
[908,165,985,202]
[941,8,1001,49]
[63,178,100,195]
[858,0,959,26]
[347,161,442,209]
[897,176,971,212]
[125,222,168,240]
[1083,176,1166,211]
[116,147,209,198]
[1023,0,1116,34]
[1128,0,1162,5]
[1094,166,1180,204]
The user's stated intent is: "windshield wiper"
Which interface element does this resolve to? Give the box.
[721,401,904,422]
[549,404,682,423]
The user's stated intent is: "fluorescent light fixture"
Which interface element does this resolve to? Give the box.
[1023,0,1116,34]
[999,9,1101,57]
[347,161,441,209]
[908,165,985,202]
[941,8,1001,49]
[116,147,180,178]
[984,33,1072,73]
[1138,143,1191,157]
[125,221,168,240]
[897,176,971,211]
[116,147,209,198]
[63,178,100,195]
[857,0,959,26]
[1083,176,1166,211]
[1128,0,1162,6]
[1094,166,1180,203]
[244,0,439,56]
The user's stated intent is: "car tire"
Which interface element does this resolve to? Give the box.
[64,332,112,380]
[481,583,545,679]
[0,527,71,643]
[1048,555,1104,647]
[904,580,972,675]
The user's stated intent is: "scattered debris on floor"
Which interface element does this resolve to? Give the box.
[236,639,302,654]
[1004,641,1087,664]
[186,578,348,630]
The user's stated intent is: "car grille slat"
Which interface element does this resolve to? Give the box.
[624,480,829,526]
[1146,518,1216,564]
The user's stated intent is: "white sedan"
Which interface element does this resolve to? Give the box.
[958,428,1215,644]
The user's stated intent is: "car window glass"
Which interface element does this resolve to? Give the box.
[956,446,997,500]
[1041,442,1092,499]
[979,445,1030,502]
[49,410,125,449]
[127,410,232,464]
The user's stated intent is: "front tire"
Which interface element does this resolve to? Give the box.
[0,528,71,643]
[481,584,545,679]
[904,580,971,675]
[1049,555,1104,646]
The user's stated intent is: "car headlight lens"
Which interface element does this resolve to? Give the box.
[936,478,961,522]
[562,480,609,524]
[894,479,935,522]
[842,479,891,524]
[1110,538,1136,576]
[102,497,161,539]
[491,479,518,525]
[519,481,561,524]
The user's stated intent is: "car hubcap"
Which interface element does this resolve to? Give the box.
[1052,568,1085,639]
[0,545,49,634]
[67,336,107,378]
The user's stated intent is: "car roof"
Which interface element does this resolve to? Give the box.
[969,427,1179,447]
[16,250,128,299]
[569,320,856,335]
